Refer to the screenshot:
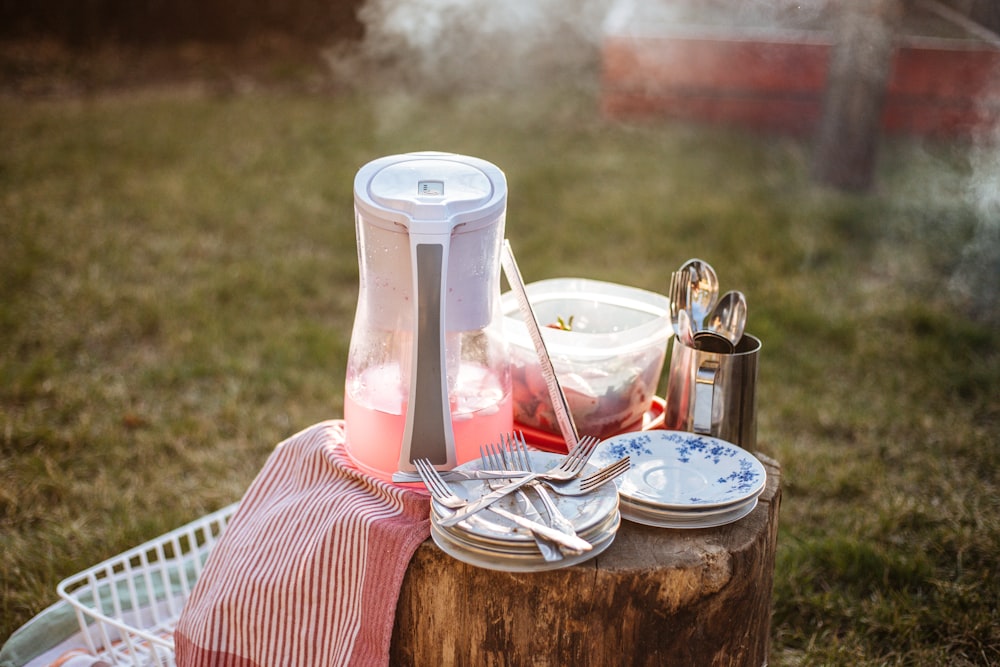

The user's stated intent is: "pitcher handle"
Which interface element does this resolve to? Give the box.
[398,239,457,470]
[693,360,719,435]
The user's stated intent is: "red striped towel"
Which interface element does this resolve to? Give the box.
[174,420,430,667]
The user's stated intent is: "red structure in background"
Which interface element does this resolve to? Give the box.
[885,43,1000,135]
[601,5,1000,137]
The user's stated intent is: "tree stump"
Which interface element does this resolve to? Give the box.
[390,455,782,667]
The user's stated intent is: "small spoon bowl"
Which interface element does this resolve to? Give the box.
[706,290,747,347]
[679,258,719,330]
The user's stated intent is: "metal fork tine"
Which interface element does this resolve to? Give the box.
[579,470,618,492]
[414,459,436,495]
[579,457,630,491]
[497,434,514,470]
[569,436,599,474]
[488,442,506,474]
[509,432,532,472]
[416,459,450,502]
[557,438,587,472]
[567,442,585,474]
[501,433,515,464]
[496,441,511,471]
[414,459,435,495]
[598,456,630,479]
[580,459,622,485]
[565,446,585,474]
[670,271,680,316]
[561,439,582,469]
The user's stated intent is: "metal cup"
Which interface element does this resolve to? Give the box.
[663,333,761,450]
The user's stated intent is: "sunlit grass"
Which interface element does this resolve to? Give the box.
[1,86,997,665]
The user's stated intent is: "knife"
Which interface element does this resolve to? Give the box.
[501,240,581,449]
[513,490,564,561]
[442,503,591,554]
[437,473,541,527]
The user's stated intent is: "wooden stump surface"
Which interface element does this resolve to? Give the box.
[390,454,782,667]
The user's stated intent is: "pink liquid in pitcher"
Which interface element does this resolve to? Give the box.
[344,362,513,481]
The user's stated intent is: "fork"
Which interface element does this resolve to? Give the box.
[479,443,563,562]
[436,435,601,527]
[492,433,578,538]
[542,455,632,496]
[415,459,592,554]
[669,269,682,337]
[669,268,692,339]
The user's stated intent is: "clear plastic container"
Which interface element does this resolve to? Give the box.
[502,278,672,441]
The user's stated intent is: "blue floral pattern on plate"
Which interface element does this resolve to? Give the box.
[590,430,766,509]
[601,431,656,461]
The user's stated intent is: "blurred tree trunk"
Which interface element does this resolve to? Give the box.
[947,0,1000,33]
[811,0,904,192]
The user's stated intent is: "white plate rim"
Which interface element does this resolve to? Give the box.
[622,492,760,518]
[620,497,758,529]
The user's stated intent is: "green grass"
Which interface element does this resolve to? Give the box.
[1,86,998,665]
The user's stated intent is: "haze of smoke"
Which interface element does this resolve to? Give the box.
[950,115,1000,321]
[605,0,832,34]
[337,0,835,92]
[346,0,615,91]
[337,0,998,319]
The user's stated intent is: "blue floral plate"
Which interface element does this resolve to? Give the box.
[591,430,766,510]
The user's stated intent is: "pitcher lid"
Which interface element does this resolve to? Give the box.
[354,151,507,231]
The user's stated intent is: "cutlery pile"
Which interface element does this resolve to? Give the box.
[415,431,628,571]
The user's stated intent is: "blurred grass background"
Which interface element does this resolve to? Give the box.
[1,72,998,664]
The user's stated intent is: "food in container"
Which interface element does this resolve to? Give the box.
[502,278,672,441]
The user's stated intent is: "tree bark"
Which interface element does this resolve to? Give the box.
[811,0,904,192]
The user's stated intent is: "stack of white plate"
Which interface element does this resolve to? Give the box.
[589,430,766,529]
[429,451,621,572]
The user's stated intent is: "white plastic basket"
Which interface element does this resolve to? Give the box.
[56,503,238,666]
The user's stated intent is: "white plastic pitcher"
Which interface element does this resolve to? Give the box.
[344,152,513,480]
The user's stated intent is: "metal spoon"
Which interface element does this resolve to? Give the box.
[705,290,747,348]
[679,258,719,330]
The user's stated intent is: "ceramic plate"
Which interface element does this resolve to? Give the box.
[623,493,759,519]
[591,430,766,510]
[429,451,620,543]
[619,497,758,530]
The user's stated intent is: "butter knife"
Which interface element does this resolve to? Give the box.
[437,473,541,527]
[446,504,591,554]
[514,490,563,561]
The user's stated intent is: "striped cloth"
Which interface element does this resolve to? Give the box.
[174,420,431,667]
